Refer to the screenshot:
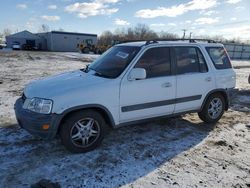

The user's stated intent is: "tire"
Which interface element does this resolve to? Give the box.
[198,94,225,123]
[94,49,101,54]
[59,110,108,153]
[82,47,90,54]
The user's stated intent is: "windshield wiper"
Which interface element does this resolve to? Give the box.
[94,71,113,79]
[81,65,113,78]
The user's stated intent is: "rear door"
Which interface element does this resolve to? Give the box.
[119,47,176,123]
[173,46,215,113]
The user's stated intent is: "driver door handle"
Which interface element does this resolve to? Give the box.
[205,77,212,82]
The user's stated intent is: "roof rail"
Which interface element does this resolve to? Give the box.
[146,38,217,44]
[119,38,217,45]
[119,40,148,44]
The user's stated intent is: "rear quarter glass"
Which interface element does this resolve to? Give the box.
[206,47,232,69]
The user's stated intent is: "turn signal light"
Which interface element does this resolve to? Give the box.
[42,124,50,130]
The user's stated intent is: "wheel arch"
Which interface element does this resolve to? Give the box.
[200,89,229,111]
[56,104,116,134]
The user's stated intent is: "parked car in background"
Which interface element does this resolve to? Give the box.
[14,39,236,153]
[12,42,21,50]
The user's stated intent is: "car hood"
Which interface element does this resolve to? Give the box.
[24,70,107,99]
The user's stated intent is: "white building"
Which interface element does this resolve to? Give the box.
[6,30,98,52]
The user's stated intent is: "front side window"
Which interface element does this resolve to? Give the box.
[135,47,171,78]
[174,47,208,74]
[89,46,140,78]
[206,47,232,69]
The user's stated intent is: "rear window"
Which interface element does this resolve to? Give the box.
[206,47,232,69]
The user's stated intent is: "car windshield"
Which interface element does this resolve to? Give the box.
[89,46,141,78]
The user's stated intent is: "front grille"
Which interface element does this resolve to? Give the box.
[21,93,26,102]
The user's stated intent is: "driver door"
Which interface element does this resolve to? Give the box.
[119,47,176,123]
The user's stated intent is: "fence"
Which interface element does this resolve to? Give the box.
[224,43,250,60]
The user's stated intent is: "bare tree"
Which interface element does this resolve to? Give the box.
[3,28,12,37]
[0,33,3,44]
[98,24,167,45]
[98,31,114,45]
[0,28,12,43]
[158,31,178,39]
[38,24,50,33]
[98,23,250,46]
[134,24,147,39]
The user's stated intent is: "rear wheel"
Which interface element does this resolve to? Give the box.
[198,94,225,123]
[95,49,102,54]
[59,110,108,153]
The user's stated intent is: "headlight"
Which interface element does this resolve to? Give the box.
[23,98,53,114]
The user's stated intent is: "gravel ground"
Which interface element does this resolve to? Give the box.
[0,51,249,188]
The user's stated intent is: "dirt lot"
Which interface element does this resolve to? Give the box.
[0,51,249,188]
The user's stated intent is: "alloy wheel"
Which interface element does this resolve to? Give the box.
[208,98,223,119]
[70,118,100,148]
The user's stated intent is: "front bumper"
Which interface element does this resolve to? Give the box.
[14,98,61,139]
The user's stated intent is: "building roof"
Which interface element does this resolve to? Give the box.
[51,31,97,37]
[6,30,98,41]
[6,30,41,39]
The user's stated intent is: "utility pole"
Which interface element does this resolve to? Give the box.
[182,29,187,39]
[189,32,193,39]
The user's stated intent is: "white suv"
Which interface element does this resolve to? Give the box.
[14,39,236,153]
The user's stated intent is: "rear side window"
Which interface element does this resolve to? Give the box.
[174,47,208,74]
[206,47,232,69]
[135,47,171,78]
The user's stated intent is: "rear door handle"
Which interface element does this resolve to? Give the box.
[205,77,212,82]
[162,82,172,88]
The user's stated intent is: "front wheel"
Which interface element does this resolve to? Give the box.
[82,47,90,54]
[198,94,225,123]
[59,110,108,153]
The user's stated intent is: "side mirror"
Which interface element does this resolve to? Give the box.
[128,68,146,81]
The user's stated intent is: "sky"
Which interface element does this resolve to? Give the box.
[0,0,250,40]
